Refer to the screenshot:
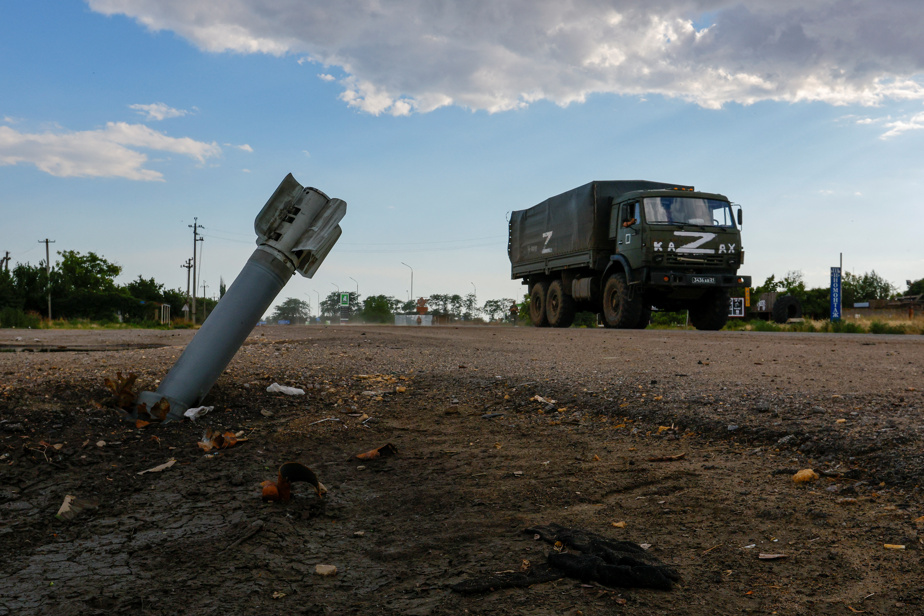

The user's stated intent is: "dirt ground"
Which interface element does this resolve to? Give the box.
[1,324,923,615]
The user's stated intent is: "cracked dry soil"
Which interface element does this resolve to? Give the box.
[1,324,923,615]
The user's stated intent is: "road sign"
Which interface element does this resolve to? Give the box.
[339,292,350,307]
[830,267,842,321]
[728,297,745,318]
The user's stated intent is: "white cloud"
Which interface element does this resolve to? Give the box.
[129,102,192,121]
[226,143,253,152]
[317,73,335,82]
[0,122,221,180]
[88,0,924,115]
[881,111,924,139]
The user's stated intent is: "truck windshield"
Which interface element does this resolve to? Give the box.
[643,197,735,227]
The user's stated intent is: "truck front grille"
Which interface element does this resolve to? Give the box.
[665,254,726,266]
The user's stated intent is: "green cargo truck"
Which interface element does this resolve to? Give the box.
[508,180,751,330]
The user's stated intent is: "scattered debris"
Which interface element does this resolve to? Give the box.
[530,395,557,404]
[198,428,248,452]
[611,521,627,528]
[758,553,787,560]
[315,564,338,576]
[453,523,678,594]
[266,383,305,395]
[792,469,819,483]
[883,544,906,550]
[55,495,100,520]
[308,417,342,426]
[648,453,686,462]
[103,371,138,410]
[184,406,214,421]
[261,461,327,502]
[137,459,177,475]
[356,443,398,460]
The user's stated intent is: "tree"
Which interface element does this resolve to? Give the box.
[906,278,924,296]
[842,270,895,306]
[428,293,450,316]
[269,297,310,323]
[52,251,130,320]
[361,295,396,323]
[122,275,168,322]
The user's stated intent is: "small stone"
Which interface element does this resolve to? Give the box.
[315,564,338,576]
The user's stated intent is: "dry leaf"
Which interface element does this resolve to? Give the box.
[137,459,176,475]
[55,495,100,520]
[103,371,138,409]
[356,443,398,460]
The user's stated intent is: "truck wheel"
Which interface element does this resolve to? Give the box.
[546,280,576,328]
[689,289,729,331]
[772,294,802,323]
[602,273,641,328]
[529,280,550,327]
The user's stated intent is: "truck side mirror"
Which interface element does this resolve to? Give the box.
[737,209,743,226]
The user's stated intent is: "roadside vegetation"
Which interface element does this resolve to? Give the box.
[2,251,920,334]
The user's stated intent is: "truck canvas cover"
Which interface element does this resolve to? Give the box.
[508,180,691,267]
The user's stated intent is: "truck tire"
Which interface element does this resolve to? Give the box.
[529,280,550,327]
[689,289,729,331]
[546,279,576,328]
[772,294,802,323]
[602,273,642,328]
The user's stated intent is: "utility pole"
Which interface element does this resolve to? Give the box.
[401,262,413,302]
[200,281,210,321]
[0,251,10,272]
[188,218,204,325]
[38,239,55,320]
[181,258,193,322]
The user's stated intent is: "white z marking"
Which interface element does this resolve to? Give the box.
[541,231,553,254]
[674,231,716,254]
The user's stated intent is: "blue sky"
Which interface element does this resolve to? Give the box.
[3,1,923,316]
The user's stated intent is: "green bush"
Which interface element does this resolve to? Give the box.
[572,311,598,327]
[823,320,864,334]
[0,308,42,329]
[869,320,906,335]
[650,311,688,327]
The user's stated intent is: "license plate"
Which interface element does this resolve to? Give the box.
[692,276,716,284]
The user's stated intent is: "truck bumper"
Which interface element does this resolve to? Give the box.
[644,269,750,288]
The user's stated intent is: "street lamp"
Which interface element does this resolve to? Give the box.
[349,276,359,297]
[401,262,413,301]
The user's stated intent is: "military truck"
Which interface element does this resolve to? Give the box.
[508,180,751,330]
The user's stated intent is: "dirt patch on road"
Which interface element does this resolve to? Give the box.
[1,325,923,615]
